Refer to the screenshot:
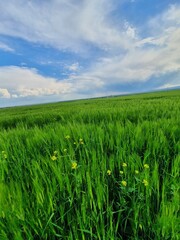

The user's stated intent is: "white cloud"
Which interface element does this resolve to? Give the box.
[124,21,137,39]
[0,66,71,97]
[0,42,14,52]
[89,31,180,83]
[80,4,180,85]
[148,4,180,31]
[0,88,11,98]
[0,0,135,52]
[66,62,80,72]
[0,66,104,100]
[157,83,180,90]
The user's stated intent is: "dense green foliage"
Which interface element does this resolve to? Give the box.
[0,90,179,239]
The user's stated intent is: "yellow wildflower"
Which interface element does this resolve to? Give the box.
[142,179,148,186]
[122,163,127,167]
[51,155,57,161]
[135,170,139,174]
[65,135,70,139]
[121,180,127,187]
[144,164,149,169]
[107,170,111,175]
[72,162,77,169]
[79,139,84,144]
[120,171,124,175]
[2,151,7,159]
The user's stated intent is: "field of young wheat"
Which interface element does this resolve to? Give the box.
[0,90,179,240]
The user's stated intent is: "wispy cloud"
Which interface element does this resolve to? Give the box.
[0,0,135,53]
[65,62,80,72]
[0,42,14,52]
[157,83,180,90]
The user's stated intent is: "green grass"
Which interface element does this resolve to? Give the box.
[0,90,179,239]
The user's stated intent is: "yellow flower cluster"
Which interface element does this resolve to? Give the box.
[121,180,127,187]
[120,163,127,187]
[51,155,57,161]
[65,135,70,139]
[51,150,58,161]
[2,151,7,159]
[142,179,148,186]
[144,164,149,169]
[72,161,78,169]
[122,162,127,167]
[79,138,84,145]
[107,170,111,175]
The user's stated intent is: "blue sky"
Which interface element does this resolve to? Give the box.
[0,0,180,107]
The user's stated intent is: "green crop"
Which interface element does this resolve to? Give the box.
[0,90,179,239]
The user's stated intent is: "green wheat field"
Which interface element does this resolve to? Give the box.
[0,90,179,240]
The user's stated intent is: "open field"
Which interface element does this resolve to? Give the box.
[0,90,179,239]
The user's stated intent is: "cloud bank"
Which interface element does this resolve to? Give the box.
[0,66,103,99]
